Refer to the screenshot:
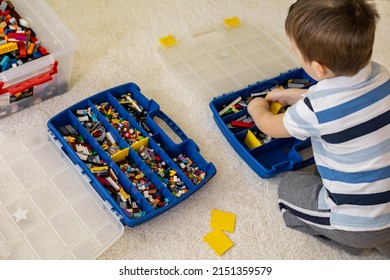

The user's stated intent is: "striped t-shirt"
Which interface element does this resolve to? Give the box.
[283,61,390,232]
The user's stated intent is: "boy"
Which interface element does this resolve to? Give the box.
[248,0,390,256]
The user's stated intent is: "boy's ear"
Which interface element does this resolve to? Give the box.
[311,61,335,79]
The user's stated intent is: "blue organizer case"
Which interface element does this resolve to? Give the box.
[209,68,315,178]
[48,82,216,227]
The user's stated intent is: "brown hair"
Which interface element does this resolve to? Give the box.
[285,0,380,76]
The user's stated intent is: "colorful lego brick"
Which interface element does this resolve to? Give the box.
[173,154,206,185]
[26,42,35,55]
[203,229,234,256]
[269,101,283,115]
[0,42,18,55]
[137,144,189,198]
[116,93,147,126]
[159,35,177,48]
[38,46,48,56]
[118,157,169,210]
[17,42,26,58]
[287,78,311,88]
[224,17,241,28]
[0,2,50,75]
[264,91,283,115]
[218,96,242,116]
[244,130,262,150]
[210,208,236,232]
[95,102,146,148]
[231,120,254,128]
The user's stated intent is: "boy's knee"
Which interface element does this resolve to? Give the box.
[278,171,323,204]
[282,211,322,236]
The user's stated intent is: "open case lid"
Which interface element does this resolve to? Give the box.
[158,17,298,99]
[0,128,123,260]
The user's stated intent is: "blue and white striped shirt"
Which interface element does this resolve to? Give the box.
[284,62,390,231]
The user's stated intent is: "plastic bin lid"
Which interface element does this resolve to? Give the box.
[158,17,298,99]
[0,128,124,260]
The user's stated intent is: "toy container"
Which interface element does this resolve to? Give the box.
[0,0,77,118]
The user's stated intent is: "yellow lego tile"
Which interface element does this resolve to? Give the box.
[203,229,234,256]
[159,35,177,48]
[210,208,236,232]
[224,17,241,28]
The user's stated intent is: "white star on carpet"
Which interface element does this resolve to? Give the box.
[11,207,29,223]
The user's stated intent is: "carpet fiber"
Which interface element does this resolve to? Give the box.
[1,0,389,260]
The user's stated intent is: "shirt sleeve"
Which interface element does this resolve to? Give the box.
[283,97,320,140]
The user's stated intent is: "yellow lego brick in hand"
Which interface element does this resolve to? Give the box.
[203,229,234,256]
[265,91,284,115]
[159,35,177,48]
[269,101,283,115]
[210,208,236,232]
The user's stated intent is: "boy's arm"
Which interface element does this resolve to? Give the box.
[266,88,307,106]
[247,98,291,138]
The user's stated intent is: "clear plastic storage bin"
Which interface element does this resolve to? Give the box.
[0,0,77,118]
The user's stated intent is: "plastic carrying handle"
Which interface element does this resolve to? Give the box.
[154,111,189,143]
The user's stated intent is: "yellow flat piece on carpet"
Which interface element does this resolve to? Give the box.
[159,34,177,48]
[210,209,236,232]
[203,229,234,256]
[224,16,241,28]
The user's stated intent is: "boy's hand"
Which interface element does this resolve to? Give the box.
[247,97,291,138]
[265,88,307,106]
[247,97,270,116]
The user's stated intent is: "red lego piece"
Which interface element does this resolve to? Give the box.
[231,120,254,128]
[17,42,26,58]
[38,46,48,55]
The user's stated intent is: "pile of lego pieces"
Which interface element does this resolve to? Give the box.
[0,0,49,73]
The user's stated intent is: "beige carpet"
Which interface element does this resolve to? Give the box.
[1,0,389,260]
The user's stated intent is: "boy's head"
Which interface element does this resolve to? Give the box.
[285,0,380,77]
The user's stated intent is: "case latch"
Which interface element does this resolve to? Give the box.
[0,61,58,96]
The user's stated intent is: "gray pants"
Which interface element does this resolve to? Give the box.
[279,171,390,257]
